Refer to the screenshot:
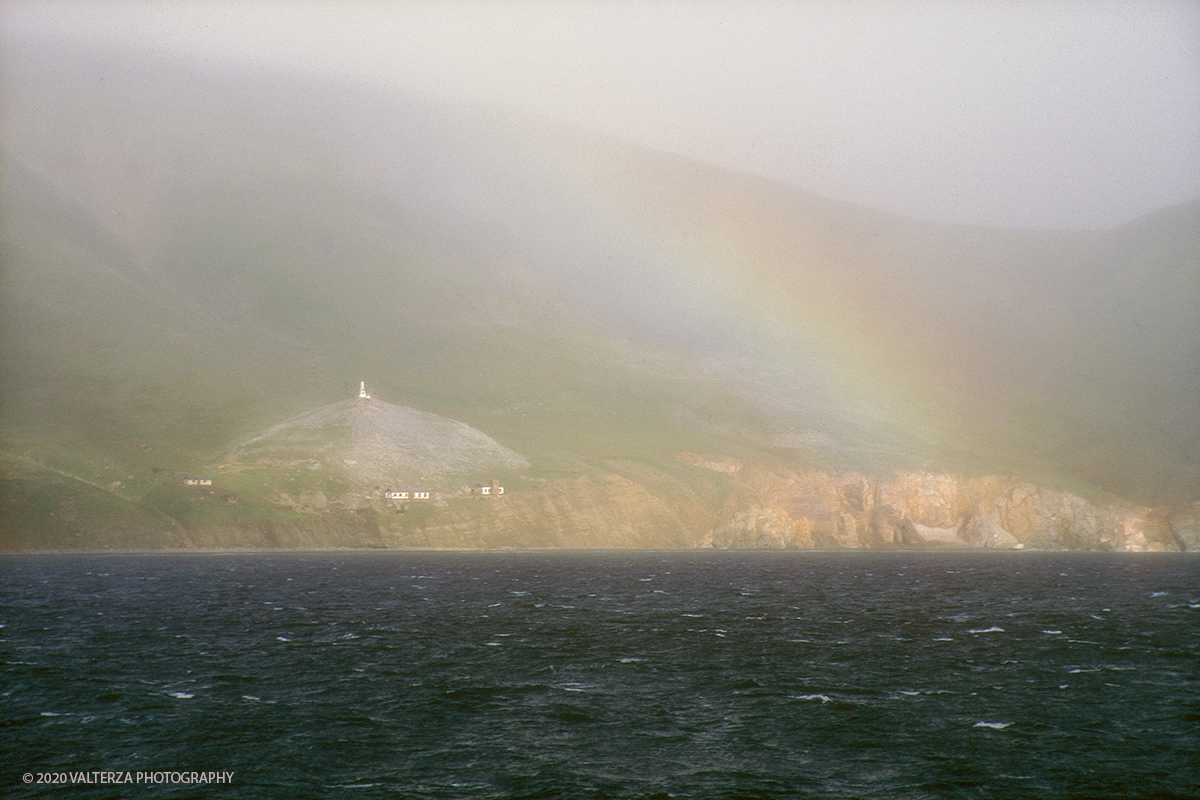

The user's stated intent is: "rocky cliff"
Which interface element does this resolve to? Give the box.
[676,454,1198,552]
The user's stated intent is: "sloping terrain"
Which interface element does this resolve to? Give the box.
[1,40,1197,549]
[228,396,529,488]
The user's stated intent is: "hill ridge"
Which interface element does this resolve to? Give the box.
[227,396,528,489]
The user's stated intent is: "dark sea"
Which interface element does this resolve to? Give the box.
[2,551,1198,799]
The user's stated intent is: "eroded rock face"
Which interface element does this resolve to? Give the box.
[993,484,1121,550]
[1120,505,1200,552]
[678,454,1195,551]
[1170,506,1200,550]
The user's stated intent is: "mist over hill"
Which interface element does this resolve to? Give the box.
[228,396,529,489]
[1,41,1197,550]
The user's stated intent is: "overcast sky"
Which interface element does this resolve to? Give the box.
[4,0,1198,229]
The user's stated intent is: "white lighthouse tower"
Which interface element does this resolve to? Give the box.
[357,381,370,400]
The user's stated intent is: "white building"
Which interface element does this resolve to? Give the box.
[386,488,430,502]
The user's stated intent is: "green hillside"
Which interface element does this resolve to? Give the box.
[1,42,1197,547]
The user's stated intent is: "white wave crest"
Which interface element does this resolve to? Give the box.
[795,694,832,704]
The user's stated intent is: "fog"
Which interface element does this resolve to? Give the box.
[2,1,1198,506]
[5,0,1198,229]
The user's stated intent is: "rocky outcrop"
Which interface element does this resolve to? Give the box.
[679,454,1195,551]
[1119,505,1200,552]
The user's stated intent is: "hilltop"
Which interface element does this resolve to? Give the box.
[227,394,528,489]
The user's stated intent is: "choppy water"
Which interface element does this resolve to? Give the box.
[3,551,1198,798]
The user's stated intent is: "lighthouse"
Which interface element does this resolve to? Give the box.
[357,381,370,400]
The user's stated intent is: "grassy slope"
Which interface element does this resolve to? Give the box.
[1,42,1197,547]
[1,53,776,535]
[567,141,1200,501]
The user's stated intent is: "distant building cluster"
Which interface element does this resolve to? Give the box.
[385,488,430,502]
[384,479,505,510]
